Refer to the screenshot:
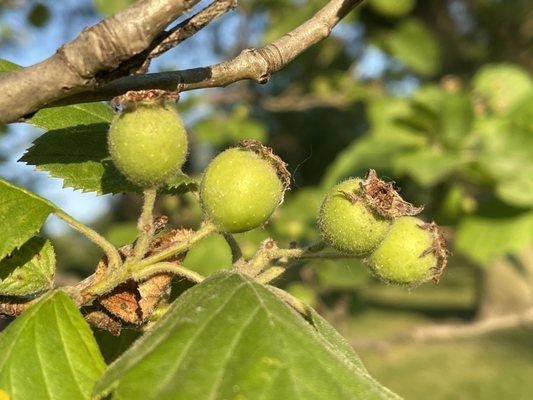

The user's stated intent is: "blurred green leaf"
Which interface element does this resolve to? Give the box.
[93,272,398,400]
[0,237,54,296]
[27,3,50,28]
[105,222,137,247]
[93,0,135,15]
[473,63,532,114]
[477,118,533,207]
[310,259,369,290]
[182,234,232,275]
[194,106,266,146]
[322,135,416,187]
[393,148,463,187]
[0,291,105,400]
[272,188,324,242]
[456,211,533,264]
[0,178,57,260]
[368,0,416,18]
[0,58,20,72]
[383,18,441,76]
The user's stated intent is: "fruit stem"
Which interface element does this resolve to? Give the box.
[55,210,122,270]
[245,240,350,277]
[134,221,218,268]
[223,233,244,264]
[132,261,205,283]
[255,265,286,284]
[131,187,158,261]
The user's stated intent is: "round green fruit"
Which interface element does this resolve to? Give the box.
[200,148,284,233]
[318,179,391,256]
[108,102,188,188]
[368,0,416,18]
[367,216,436,284]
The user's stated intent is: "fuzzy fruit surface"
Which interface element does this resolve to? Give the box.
[108,103,188,188]
[318,179,391,256]
[200,148,283,233]
[367,216,436,284]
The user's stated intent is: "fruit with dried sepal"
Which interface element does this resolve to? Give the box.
[318,178,392,256]
[108,100,188,188]
[366,216,449,285]
[200,141,288,233]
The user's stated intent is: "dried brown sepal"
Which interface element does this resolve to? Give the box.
[84,308,122,336]
[148,228,194,262]
[338,190,359,204]
[97,227,193,324]
[419,221,450,284]
[153,215,169,235]
[99,281,142,325]
[360,169,424,218]
[111,89,181,111]
[239,139,291,190]
[138,274,172,320]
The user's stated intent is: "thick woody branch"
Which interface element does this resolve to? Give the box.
[0,0,202,124]
[41,0,365,110]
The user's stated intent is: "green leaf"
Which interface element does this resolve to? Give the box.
[0,291,106,400]
[0,178,57,260]
[20,123,138,195]
[383,18,441,76]
[27,3,50,28]
[456,211,533,264]
[0,58,20,73]
[161,173,199,195]
[29,102,114,130]
[93,0,136,15]
[0,237,55,296]
[94,272,398,400]
[307,308,368,372]
[473,63,532,114]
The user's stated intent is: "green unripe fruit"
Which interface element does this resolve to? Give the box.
[368,0,416,18]
[318,179,391,256]
[200,148,284,233]
[367,216,436,284]
[108,102,188,188]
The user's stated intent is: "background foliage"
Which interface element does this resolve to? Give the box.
[1,0,532,399]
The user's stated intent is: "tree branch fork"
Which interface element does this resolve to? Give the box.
[0,0,364,124]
